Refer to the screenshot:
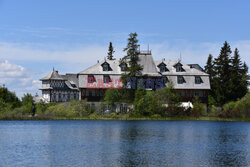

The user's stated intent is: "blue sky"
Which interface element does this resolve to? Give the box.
[0,0,250,97]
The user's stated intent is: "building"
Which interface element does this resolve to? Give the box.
[40,51,210,103]
[40,69,79,103]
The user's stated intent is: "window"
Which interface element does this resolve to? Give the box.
[176,65,182,72]
[177,76,185,84]
[121,64,127,71]
[104,75,111,83]
[163,77,168,85]
[53,93,56,101]
[103,64,109,71]
[88,75,96,83]
[126,81,131,89]
[195,76,202,84]
[158,62,168,73]
[194,92,200,97]
[160,65,165,72]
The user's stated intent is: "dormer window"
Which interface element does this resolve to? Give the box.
[103,64,109,71]
[101,62,112,71]
[195,76,202,84]
[177,76,185,84]
[176,66,182,72]
[157,62,168,73]
[120,64,127,71]
[160,65,165,72]
[174,62,185,72]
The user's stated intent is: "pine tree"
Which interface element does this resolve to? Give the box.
[230,48,244,100]
[213,41,232,105]
[123,33,143,77]
[204,54,216,103]
[107,42,115,60]
[205,54,215,81]
[121,33,143,101]
[238,61,249,98]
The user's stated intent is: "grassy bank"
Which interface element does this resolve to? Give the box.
[1,114,250,122]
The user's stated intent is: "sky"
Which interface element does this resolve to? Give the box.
[0,0,250,97]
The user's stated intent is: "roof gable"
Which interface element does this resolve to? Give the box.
[40,70,66,81]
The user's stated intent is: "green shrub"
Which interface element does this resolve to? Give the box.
[104,88,122,105]
[208,105,221,117]
[223,101,237,112]
[1,106,31,120]
[189,97,206,117]
[165,105,186,117]
[95,101,105,113]
[236,93,250,117]
[89,112,101,119]
[155,82,180,106]
[219,101,242,118]
[151,114,162,119]
[208,95,216,106]
[191,103,206,117]
[44,100,89,118]
[36,100,48,114]
[134,91,163,116]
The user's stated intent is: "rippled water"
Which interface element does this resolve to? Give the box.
[0,120,250,167]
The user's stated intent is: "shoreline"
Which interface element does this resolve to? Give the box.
[1,116,250,122]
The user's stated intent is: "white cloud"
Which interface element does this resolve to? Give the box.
[0,60,25,77]
[0,60,39,97]
[0,42,108,64]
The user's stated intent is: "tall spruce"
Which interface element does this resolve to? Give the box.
[121,33,143,101]
[205,54,214,76]
[123,33,143,77]
[213,41,232,105]
[231,49,249,100]
[107,42,115,60]
[204,54,216,101]
[230,48,244,100]
[242,62,249,91]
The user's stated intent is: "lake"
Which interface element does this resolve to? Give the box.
[0,120,250,167]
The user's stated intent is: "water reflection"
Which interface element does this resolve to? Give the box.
[206,122,249,166]
[0,121,250,167]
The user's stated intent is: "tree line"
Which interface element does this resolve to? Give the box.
[204,41,249,106]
